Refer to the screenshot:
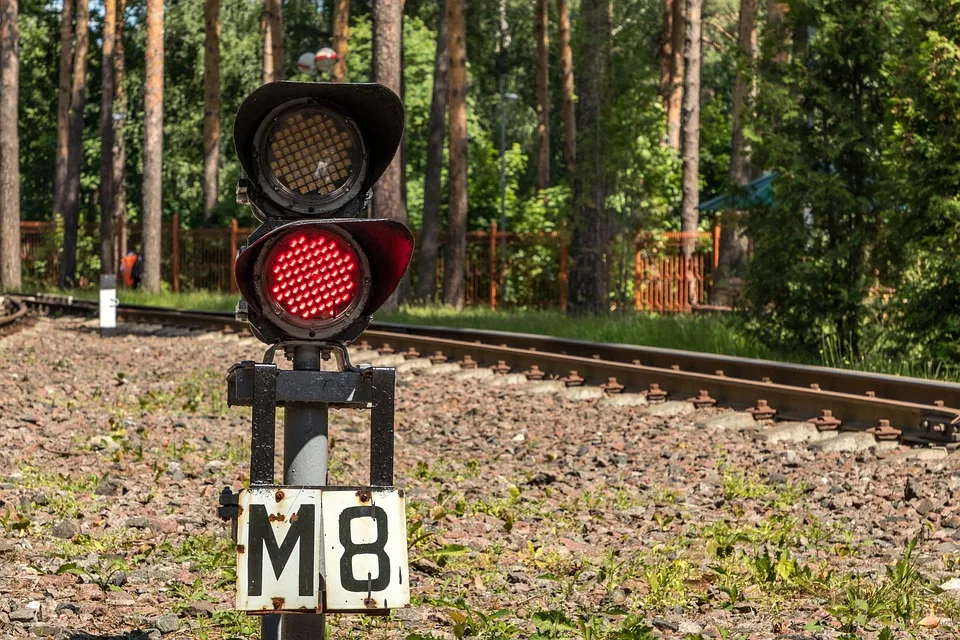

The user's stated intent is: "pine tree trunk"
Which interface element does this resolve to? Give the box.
[263,0,283,82]
[557,0,575,172]
[535,0,550,190]
[331,0,349,82]
[113,0,126,259]
[567,0,608,315]
[0,0,20,290]
[53,0,73,222]
[443,0,467,308]
[142,0,163,293]
[58,0,88,289]
[98,0,117,277]
[767,0,789,64]
[680,0,701,305]
[415,0,447,303]
[372,0,408,309]
[659,0,674,103]
[718,0,757,285]
[202,0,220,222]
[665,0,684,150]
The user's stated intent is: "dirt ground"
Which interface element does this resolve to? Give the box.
[1,316,960,639]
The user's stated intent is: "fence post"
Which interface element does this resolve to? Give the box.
[712,218,721,273]
[230,218,239,293]
[117,211,126,272]
[559,222,568,313]
[489,220,497,310]
[634,248,642,312]
[172,213,181,293]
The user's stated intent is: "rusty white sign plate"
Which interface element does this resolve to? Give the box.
[235,486,409,614]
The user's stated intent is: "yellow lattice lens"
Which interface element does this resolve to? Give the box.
[266,108,358,198]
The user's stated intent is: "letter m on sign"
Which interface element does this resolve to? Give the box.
[236,488,322,611]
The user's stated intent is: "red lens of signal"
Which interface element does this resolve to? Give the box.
[263,229,362,323]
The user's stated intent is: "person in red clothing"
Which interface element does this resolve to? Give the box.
[119,250,142,288]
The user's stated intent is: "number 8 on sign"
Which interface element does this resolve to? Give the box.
[322,489,410,611]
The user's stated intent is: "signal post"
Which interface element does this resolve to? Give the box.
[217,81,413,639]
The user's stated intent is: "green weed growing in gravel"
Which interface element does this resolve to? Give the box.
[165,533,236,588]
[56,558,128,592]
[642,556,693,607]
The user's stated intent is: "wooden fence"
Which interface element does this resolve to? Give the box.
[20,219,722,312]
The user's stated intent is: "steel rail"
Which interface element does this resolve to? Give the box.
[13,294,960,444]
[0,296,28,330]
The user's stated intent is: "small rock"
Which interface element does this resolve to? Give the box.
[31,493,49,506]
[410,559,441,576]
[204,460,226,475]
[55,602,80,615]
[87,435,120,453]
[642,401,695,418]
[182,601,217,618]
[154,613,180,634]
[95,475,124,496]
[597,393,648,409]
[696,412,756,431]
[144,630,162,640]
[526,472,556,486]
[679,621,703,634]
[30,624,62,637]
[512,433,526,443]
[51,520,78,539]
[651,618,680,632]
[124,517,151,530]
[756,422,820,444]
[916,498,937,517]
[10,607,36,622]
[809,432,877,453]
[107,571,128,587]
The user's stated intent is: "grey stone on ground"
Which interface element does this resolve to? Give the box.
[454,368,493,381]
[641,401,695,418]
[415,362,462,376]
[754,421,823,444]
[125,516,151,529]
[153,613,180,634]
[29,624,61,637]
[482,373,528,386]
[516,380,566,395]
[560,386,604,401]
[597,393,648,409]
[50,520,77,539]
[695,412,757,431]
[809,431,877,453]
[182,601,216,618]
[87,435,120,453]
[10,608,36,622]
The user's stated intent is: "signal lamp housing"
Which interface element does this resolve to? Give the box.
[236,219,413,344]
[234,82,404,222]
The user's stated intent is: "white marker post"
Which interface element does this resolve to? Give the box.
[99,274,117,338]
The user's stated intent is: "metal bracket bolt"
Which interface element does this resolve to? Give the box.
[523,365,545,381]
[458,355,478,369]
[689,389,716,408]
[809,409,841,431]
[377,343,395,355]
[491,360,511,375]
[600,377,624,394]
[429,351,448,364]
[748,399,777,421]
[402,347,420,360]
[867,419,902,441]
[560,370,584,387]
[645,383,668,403]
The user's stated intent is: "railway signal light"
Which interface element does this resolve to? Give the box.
[233,82,414,345]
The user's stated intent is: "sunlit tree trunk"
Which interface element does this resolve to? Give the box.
[415,0,447,303]
[372,0,407,309]
[202,0,220,223]
[0,0,19,290]
[767,0,789,64]
[98,0,117,277]
[535,0,550,190]
[443,0,467,308]
[557,0,575,172]
[680,0,701,304]
[113,0,127,259]
[718,0,758,285]
[331,0,349,82]
[263,0,283,82]
[58,0,88,288]
[663,0,684,150]
[142,0,163,293]
[53,0,73,223]
[567,0,609,314]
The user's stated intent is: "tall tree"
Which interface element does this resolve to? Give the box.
[443,0,467,308]
[142,0,163,293]
[535,0,550,190]
[679,0,701,256]
[53,0,73,223]
[766,0,789,64]
[202,0,220,222]
[718,0,758,286]
[331,0,349,82]
[0,0,19,290]
[372,0,408,307]
[557,0,575,172]
[113,0,127,259]
[415,0,447,303]
[662,0,684,150]
[98,0,117,277]
[567,0,609,314]
[263,0,283,83]
[58,0,88,288]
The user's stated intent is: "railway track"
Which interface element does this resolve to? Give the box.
[12,292,960,446]
[0,295,28,334]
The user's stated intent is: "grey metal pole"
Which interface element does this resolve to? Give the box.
[262,345,328,640]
